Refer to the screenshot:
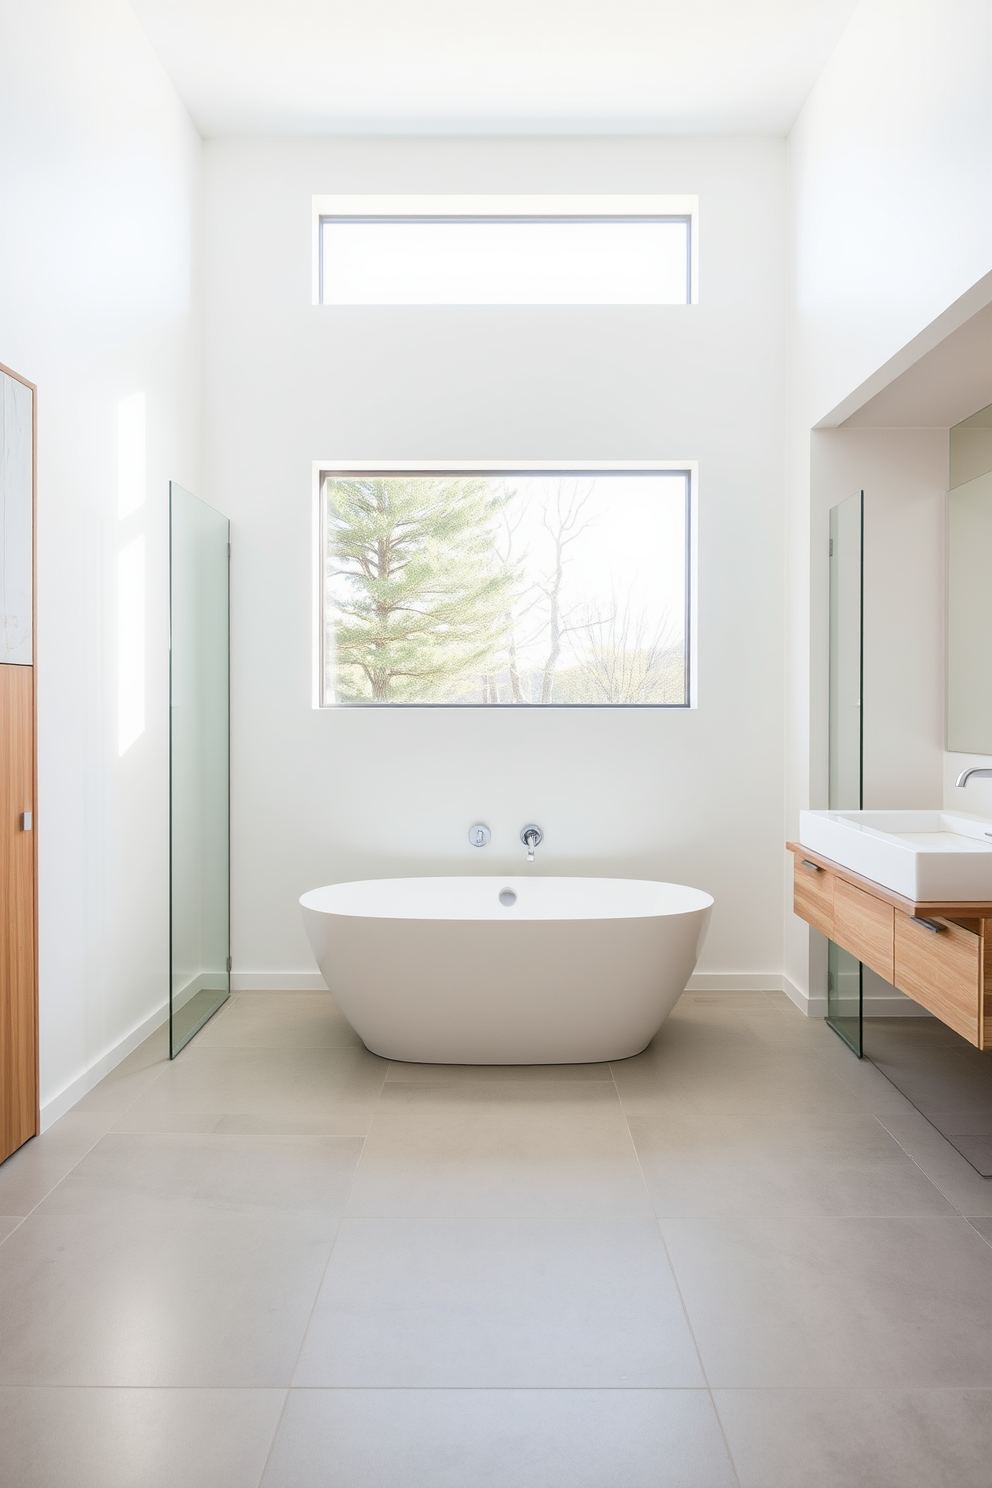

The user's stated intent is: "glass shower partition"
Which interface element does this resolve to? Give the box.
[170,483,231,1056]
[826,490,864,1055]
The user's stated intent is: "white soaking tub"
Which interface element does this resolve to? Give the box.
[299,876,713,1064]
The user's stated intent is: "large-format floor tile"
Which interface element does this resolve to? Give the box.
[629,1109,954,1217]
[869,1045,992,1115]
[72,1023,171,1114]
[616,1045,897,1119]
[0,1111,114,1215]
[0,1387,285,1488]
[346,1082,651,1217]
[663,1214,992,1387]
[124,1045,387,1132]
[196,991,364,1048]
[36,1132,363,1219]
[261,1388,736,1488]
[878,1109,992,1217]
[0,1210,334,1385]
[715,1388,992,1488]
[385,1060,613,1083]
[0,1217,22,1243]
[295,1215,703,1387]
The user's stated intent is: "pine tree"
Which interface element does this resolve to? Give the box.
[325,476,518,702]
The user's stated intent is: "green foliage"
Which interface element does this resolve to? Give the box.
[325,477,518,702]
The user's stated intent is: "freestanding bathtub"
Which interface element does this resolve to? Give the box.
[299,876,713,1064]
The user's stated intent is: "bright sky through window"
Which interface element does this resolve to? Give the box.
[320,218,691,305]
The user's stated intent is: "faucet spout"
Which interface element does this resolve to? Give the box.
[956,768,992,788]
[520,824,543,861]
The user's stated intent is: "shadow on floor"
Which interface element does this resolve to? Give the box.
[864,1017,992,1177]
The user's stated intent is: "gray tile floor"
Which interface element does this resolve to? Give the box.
[2,989,992,1485]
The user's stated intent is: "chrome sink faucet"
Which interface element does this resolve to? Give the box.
[520,824,543,862]
[956,768,992,788]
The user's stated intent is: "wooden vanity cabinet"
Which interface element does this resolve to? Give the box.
[793,854,834,938]
[832,879,894,982]
[892,910,984,1046]
[788,842,992,1050]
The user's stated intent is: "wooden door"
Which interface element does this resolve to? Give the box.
[0,362,38,1164]
[0,665,36,1159]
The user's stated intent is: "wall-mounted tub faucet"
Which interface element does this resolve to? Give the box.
[520,824,543,862]
[956,768,992,788]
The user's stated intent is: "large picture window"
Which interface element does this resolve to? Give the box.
[318,468,692,707]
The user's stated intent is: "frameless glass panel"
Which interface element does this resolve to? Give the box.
[827,490,864,1055]
[321,470,690,706]
[320,218,691,305]
[827,942,863,1056]
[170,483,230,1056]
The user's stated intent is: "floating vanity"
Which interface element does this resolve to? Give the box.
[790,810,992,1049]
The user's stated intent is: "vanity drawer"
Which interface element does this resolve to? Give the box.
[894,911,982,1047]
[793,855,834,938]
[832,878,894,981]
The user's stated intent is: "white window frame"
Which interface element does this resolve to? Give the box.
[312,195,699,306]
[312,458,699,710]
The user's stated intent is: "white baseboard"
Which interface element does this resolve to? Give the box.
[782,981,827,1018]
[779,984,932,1020]
[235,970,814,1006]
[686,973,795,994]
[863,994,932,1018]
[231,972,328,991]
[233,969,924,1023]
[40,999,170,1132]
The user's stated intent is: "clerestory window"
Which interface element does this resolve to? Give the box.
[316,195,697,305]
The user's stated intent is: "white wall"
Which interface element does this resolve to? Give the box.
[201,137,789,991]
[785,0,992,1002]
[0,0,201,1121]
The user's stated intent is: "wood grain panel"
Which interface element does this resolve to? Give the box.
[982,919,992,1052]
[0,663,37,1162]
[832,878,894,981]
[894,911,981,1047]
[793,854,834,938]
[785,841,992,919]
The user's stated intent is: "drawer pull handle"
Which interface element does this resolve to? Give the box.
[911,916,945,934]
[800,859,822,873]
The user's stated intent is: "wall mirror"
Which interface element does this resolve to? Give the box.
[947,403,992,755]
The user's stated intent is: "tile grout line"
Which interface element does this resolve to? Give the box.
[252,1049,391,1484]
[607,1055,744,1488]
[870,1110,982,1219]
[0,1019,200,1232]
[0,1118,124,1234]
[248,1035,392,1488]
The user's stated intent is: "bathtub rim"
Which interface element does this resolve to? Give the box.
[300,874,714,923]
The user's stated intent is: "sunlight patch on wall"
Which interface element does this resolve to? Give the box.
[118,536,146,755]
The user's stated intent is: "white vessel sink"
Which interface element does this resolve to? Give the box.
[798,810,992,902]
